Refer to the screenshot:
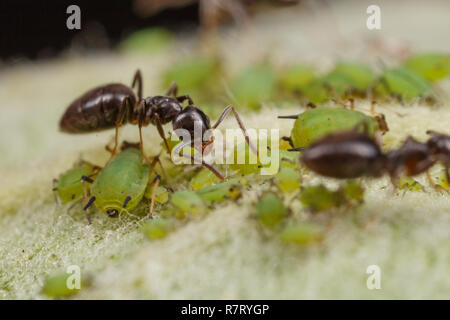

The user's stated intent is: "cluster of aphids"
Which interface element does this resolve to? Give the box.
[53,70,256,223]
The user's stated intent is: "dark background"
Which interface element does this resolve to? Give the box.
[0,0,200,60]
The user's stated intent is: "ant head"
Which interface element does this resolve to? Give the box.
[172,105,212,146]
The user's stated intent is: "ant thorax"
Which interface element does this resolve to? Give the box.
[143,96,182,125]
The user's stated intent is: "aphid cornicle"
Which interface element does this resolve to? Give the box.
[83,145,161,218]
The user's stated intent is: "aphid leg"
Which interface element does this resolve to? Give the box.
[281,136,294,148]
[212,105,259,158]
[81,175,95,224]
[131,69,143,101]
[173,140,225,180]
[148,175,161,219]
[371,100,376,116]
[83,196,96,211]
[165,81,178,96]
[349,98,355,110]
[148,151,170,186]
[52,179,59,205]
[123,196,132,209]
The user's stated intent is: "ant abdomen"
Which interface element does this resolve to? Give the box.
[60,84,136,133]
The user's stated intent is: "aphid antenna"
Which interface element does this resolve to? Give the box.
[278,115,299,119]
[287,147,305,152]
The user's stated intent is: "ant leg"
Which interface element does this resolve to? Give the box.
[371,100,377,116]
[176,95,194,105]
[106,100,129,164]
[278,115,299,119]
[173,140,224,180]
[212,105,259,158]
[132,69,143,101]
[165,82,178,97]
[153,114,171,153]
[81,175,95,224]
[147,175,161,219]
[52,179,59,205]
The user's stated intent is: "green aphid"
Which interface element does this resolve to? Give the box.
[398,177,424,192]
[142,218,173,240]
[119,27,174,54]
[299,185,342,212]
[404,54,450,82]
[342,180,365,202]
[55,163,95,204]
[256,193,286,228]
[320,72,357,97]
[280,223,323,246]
[275,167,300,193]
[191,169,221,191]
[378,67,434,100]
[282,107,380,148]
[228,142,261,175]
[196,178,242,203]
[437,170,450,191]
[162,57,220,94]
[86,148,151,218]
[42,272,90,298]
[278,149,300,169]
[329,62,376,92]
[171,190,205,214]
[144,186,169,204]
[301,79,330,104]
[231,65,276,110]
[278,65,316,93]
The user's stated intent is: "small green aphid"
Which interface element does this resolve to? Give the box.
[275,167,300,193]
[328,62,376,93]
[142,218,173,240]
[231,65,276,110]
[196,178,242,203]
[299,185,343,212]
[171,190,205,215]
[377,67,434,100]
[278,65,316,93]
[342,180,365,203]
[280,107,383,148]
[84,147,160,218]
[191,169,221,191]
[162,56,220,99]
[256,193,286,228]
[398,177,424,192]
[119,27,174,54]
[53,162,97,204]
[280,223,323,246]
[404,53,450,82]
[42,272,90,298]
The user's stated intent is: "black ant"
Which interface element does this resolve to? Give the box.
[291,124,449,188]
[59,69,258,180]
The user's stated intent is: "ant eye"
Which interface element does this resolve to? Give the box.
[106,209,119,218]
